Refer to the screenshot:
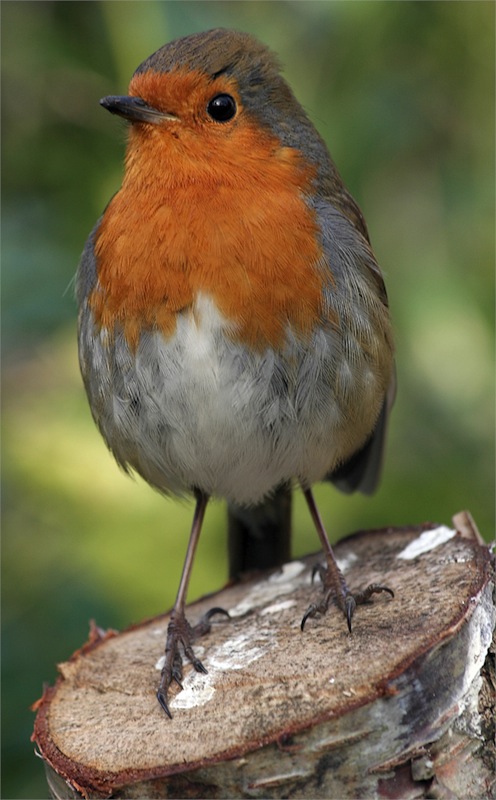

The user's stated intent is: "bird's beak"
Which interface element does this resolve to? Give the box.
[100,95,178,124]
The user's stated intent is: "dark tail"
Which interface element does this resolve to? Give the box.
[227,483,292,578]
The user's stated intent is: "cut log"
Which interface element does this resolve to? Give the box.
[32,512,495,799]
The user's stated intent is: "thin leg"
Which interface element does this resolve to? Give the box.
[157,490,228,717]
[301,488,393,632]
[173,490,208,617]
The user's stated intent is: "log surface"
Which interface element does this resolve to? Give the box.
[32,513,495,799]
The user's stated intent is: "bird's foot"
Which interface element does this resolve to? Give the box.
[157,606,229,717]
[301,562,394,633]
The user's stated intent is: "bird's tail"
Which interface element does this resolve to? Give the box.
[227,483,292,578]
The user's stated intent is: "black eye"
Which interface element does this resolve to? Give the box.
[207,94,237,122]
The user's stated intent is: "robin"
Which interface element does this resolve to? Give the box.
[76,28,396,717]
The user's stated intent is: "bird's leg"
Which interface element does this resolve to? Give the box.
[157,490,229,717]
[300,488,393,632]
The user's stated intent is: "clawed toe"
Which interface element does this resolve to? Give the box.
[353,583,394,604]
[301,602,319,631]
[157,606,229,717]
[193,606,230,637]
[157,686,174,718]
[300,590,333,631]
[345,593,356,633]
[301,568,394,633]
[300,490,395,634]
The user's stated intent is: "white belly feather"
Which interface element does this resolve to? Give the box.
[79,293,384,505]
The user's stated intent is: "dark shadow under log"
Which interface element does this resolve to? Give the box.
[32,511,495,799]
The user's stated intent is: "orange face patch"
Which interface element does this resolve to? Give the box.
[90,68,328,351]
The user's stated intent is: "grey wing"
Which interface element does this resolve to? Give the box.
[329,368,396,495]
[312,197,396,495]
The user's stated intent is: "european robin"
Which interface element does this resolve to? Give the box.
[76,28,396,717]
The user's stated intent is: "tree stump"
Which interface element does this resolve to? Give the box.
[32,511,495,799]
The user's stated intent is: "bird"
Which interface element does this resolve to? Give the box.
[76,28,396,718]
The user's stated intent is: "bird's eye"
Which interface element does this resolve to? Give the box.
[207,94,237,122]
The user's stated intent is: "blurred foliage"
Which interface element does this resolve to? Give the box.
[2,2,494,797]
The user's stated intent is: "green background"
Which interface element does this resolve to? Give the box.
[2,2,494,797]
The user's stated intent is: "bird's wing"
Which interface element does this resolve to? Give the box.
[313,196,396,495]
[329,368,396,495]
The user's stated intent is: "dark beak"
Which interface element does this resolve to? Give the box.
[100,96,178,124]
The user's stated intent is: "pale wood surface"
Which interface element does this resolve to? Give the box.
[32,513,495,799]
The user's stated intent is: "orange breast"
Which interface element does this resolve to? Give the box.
[90,71,327,351]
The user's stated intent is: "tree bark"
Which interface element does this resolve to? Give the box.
[32,511,495,799]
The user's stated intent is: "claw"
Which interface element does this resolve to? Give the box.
[353,583,395,604]
[171,650,183,687]
[157,606,230,717]
[301,603,318,631]
[193,659,208,674]
[345,594,356,633]
[204,606,230,620]
[157,689,172,719]
[300,590,333,631]
[301,565,394,633]
[301,490,394,635]
[171,672,183,689]
[193,607,230,637]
